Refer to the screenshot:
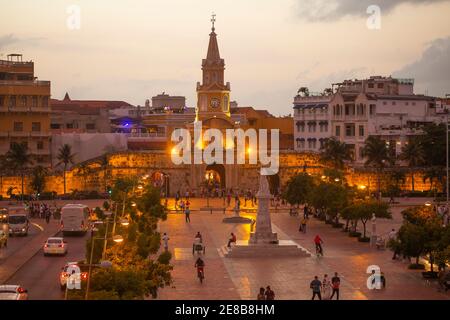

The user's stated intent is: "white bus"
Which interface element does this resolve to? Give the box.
[60,204,90,236]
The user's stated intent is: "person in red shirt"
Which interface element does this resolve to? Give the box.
[227,233,237,247]
[314,235,324,256]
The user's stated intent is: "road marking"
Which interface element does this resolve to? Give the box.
[31,222,44,231]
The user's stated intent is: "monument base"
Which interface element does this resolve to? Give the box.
[249,231,279,244]
[220,240,311,258]
[222,216,253,224]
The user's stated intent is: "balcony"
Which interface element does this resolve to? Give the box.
[0,106,51,113]
[0,80,50,87]
[126,132,167,141]
[30,131,51,137]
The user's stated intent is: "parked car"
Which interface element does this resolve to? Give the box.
[43,237,68,256]
[0,285,28,300]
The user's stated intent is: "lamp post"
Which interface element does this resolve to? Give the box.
[85,234,124,300]
[445,96,450,217]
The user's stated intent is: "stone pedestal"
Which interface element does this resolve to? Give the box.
[223,202,253,224]
[225,174,310,258]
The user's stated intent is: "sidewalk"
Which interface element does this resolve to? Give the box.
[0,219,60,284]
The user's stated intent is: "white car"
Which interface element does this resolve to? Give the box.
[59,262,88,290]
[0,285,28,300]
[43,237,68,256]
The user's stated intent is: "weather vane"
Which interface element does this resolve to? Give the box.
[211,12,216,31]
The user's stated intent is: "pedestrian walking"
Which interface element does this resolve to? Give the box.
[257,287,266,300]
[265,286,275,300]
[301,217,307,234]
[330,272,341,300]
[303,204,309,219]
[162,232,170,251]
[322,274,331,300]
[310,276,322,300]
[185,206,191,223]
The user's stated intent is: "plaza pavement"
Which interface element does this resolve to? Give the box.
[157,197,450,300]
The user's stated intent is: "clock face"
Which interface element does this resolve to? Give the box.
[210,98,220,109]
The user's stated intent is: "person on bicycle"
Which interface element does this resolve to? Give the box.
[195,257,205,277]
[195,232,203,243]
[314,235,324,256]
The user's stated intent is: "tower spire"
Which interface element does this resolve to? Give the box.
[211,12,216,32]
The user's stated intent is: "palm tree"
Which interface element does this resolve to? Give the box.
[30,166,48,196]
[400,137,425,191]
[56,144,75,194]
[4,142,33,199]
[423,167,444,196]
[362,136,391,196]
[320,138,353,170]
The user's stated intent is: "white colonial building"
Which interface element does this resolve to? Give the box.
[293,76,443,165]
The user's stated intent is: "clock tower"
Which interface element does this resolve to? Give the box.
[196,14,231,121]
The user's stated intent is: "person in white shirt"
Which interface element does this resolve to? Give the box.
[162,233,170,251]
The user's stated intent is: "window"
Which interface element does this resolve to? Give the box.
[370,104,376,115]
[13,122,23,132]
[345,104,355,116]
[66,123,74,129]
[335,126,341,137]
[86,123,96,130]
[32,122,41,131]
[50,123,61,129]
[42,96,49,108]
[9,96,16,107]
[377,83,384,89]
[357,104,366,116]
[296,139,305,149]
[359,125,364,137]
[21,96,27,106]
[359,147,364,159]
[37,141,44,150]
[368,83,374,89]
[345,124,355,137]
[0,96,4,106]
[32,96,38,107]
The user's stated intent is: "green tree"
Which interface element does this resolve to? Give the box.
[419,123,446,167]
[342,200,391,239]
[282,173,315,207]
[4,142,33,199]
[309,182,348,223]
[29,165,48,196]
[56,144,75,194]
[400,137,425,191]
[362,136,392,195]
[98,154,110,193]
[319,137,353,170]
[422,166,444,195]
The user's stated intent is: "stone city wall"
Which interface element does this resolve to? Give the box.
[0,151,437,197]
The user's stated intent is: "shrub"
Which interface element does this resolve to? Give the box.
[408,263,425,270]
[349,231,361,238]
[358,237,370,243]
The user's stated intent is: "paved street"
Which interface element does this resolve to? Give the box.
[1,197,449,300]
[6,232,88,300]
[158,197,450,300]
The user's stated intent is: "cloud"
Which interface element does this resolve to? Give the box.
[0,34,20,50]
[393,37,450,96]
[295,0,450,21]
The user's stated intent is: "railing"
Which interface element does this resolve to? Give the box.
[0,80,50,86]
[0,105,50,112]
[2,131,51,138]
[0,60,33,66]
[126,132,166,138]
